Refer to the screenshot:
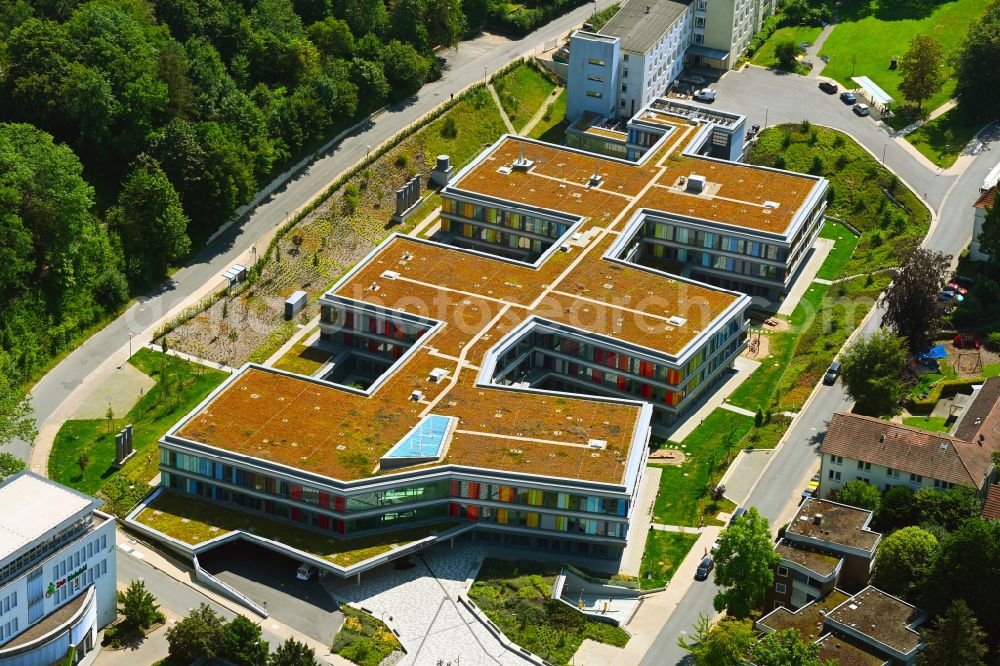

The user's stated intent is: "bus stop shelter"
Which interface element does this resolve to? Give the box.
[850,76,894,115]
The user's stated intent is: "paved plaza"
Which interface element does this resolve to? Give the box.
[324,543,532,665]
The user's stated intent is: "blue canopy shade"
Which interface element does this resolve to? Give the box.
[918,344,948,360]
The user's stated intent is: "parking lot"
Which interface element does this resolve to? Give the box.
[198,541,344,644]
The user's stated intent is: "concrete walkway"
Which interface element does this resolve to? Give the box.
[487,83,517,134]
[719,403,756,417]
[805,23,837,78]
[519,86,564,136]
[650,524,702,535]
[71,363,154,419]
[777,237,834,316]
[665,356,761,443]
[263,315,321,367]
[149,344,239,374]
[717,448,776,506]
[619,466,661,576]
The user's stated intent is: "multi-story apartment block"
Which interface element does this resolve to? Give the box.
[768,499,881,611]
[758,586,927,665]
[821,378,1000,499]
[0,473,116,666]
[568,0,693,120]
[567,0,777,121]
[127,101,827,580]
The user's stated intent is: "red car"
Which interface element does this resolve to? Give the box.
[945,282,968,295]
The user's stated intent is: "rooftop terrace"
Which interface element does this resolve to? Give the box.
[758,590,851,640]
[775,539,842,577]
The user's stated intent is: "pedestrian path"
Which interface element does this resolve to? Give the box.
[805,22,836,78]
[324,544,530,666]
[719,402,756,417]
[148,344,238,374]
[650,524,702,535]
[519,86,564,136]
[487,83,517,134]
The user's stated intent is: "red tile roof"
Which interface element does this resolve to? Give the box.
[982,485,1000,521]
[821,407,999,490]
[974,186,996,210]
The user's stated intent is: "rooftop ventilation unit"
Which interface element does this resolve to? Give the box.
[813,513,823,525]
[381,270,400,280]
[668,315,687,326]
[428,368,449,383]
[410,390,424,401]
[763,200,780,209]
[686,174,706,193]
[512,144,534,171]
[588,439,608,450]
[879,434,885,443]
[368,282,380,292]
[939,441,949,450]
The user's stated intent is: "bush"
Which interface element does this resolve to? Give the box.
[343,183,360,214]
[989,331,1000,350]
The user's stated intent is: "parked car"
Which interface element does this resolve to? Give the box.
[693,89,717,102]
[695,556,714,581]
[952,274,976,288]
[296,563,317,581]
[853,103,870,117]
[681,74,707,86]
[823,361,841,385]
[945,282,969,295]
[801,475,820,502]
[819,81,838,94]
[840,91,857,104]
[729,507,748,526]
[710,539,721,553]
[939,291,964,302]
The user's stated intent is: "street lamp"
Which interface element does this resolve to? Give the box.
[484,65,488,82]
[881,143,886,165]
[764,106,769,129]
[366,144,371,158]
[129,332,133,362]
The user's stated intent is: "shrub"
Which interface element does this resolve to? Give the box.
[988,331,1000,350]
[394,153,408,168]
[441,115,458,139]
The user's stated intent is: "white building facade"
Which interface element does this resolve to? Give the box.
[0,473,117,666]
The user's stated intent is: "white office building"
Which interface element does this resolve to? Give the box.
[0,473,117,666]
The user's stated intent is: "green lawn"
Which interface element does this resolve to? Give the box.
[418,86,507,171]
[468,559,629,665]
[493,64,558,132]
[902,416,951,432]
[905,109,982,168]
[751,25,822,69]
[652,410,754,527]
[639,531,698,589]
[332,606,402,666]
[49,349,227,498]
[818,0,989,120]
[527,88,567,144]
[816,220,860,280]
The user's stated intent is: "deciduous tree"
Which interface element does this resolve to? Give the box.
[978,204,1000,265]
[918,599,989,666]
[875,485,917,532]
[118,580,164,630]
[913,486,980,534]
[712,507,780,618]
[0,375,36,446]
[677,615,755,666]
[953,3,1000,122]
[883,247,951,353]
[0,453,25,484]
[269,637,319,666]
[836,480,882,512]
[898,35,945,113]
[839,329,908,416]
[166,604,225,664]
[873,526,937,600]
[774,38,800,69]
[220,615,269,666]
[750,629,823,666]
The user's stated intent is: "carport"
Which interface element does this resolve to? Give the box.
[198,541,344,644]
[850,76,894,115]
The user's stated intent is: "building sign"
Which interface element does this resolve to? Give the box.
[45,564,88,598]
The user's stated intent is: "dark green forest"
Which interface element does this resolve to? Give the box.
[0,0,584,409]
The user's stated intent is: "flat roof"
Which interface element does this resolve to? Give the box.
[826,587,924,657]
[816,634,890,666]
[786,499,880,553]
[776,539,842,577]
[599,0,693,53]
[758,590,851,639]
[452,133,819,236]
[0,473,96,563]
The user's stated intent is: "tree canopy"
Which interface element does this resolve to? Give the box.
[883,247,951,354]
[873,526,938,601]
[953,3,1000,122]
[836,480,882,512]
[839,329,909,416]
[678,615,755,666]
[918,599,990,666]
[898,35,945,112]
[712,507,780,618]
[750,629,823,666]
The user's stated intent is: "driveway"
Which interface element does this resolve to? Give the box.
[198,541,343,645]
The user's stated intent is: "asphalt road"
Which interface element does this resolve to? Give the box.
[9,2,615,464]
[640,67,1000,665]
[199,541,343,645]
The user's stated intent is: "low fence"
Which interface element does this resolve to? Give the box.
[456,595,552,666]
[192,554,269,618]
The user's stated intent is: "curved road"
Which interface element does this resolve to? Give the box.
[640,66,1000,665]
[9,4,614,467]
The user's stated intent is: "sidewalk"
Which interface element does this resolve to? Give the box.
[805,23,837,78]
[572,525,723,665]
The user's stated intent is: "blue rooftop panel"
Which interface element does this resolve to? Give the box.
[383,415,454,459]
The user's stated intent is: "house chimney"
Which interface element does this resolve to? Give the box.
[645,5,650,12]
[879,434,885,443]
[813,514,823,526]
